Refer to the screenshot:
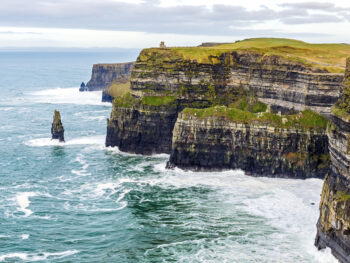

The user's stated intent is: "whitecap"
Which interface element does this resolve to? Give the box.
[0,250,79,261]
[28,87,110,106]
[25,135,105,147]
[71,169,91,177]
[21,234,29,240]
[16,192,37,217]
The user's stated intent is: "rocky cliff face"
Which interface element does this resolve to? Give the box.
[167,108,330,178]
[315,58,350,262]
[106,94,178,154]
[85,62,134,91]
[51,110,64,142]
[132,49,343,115]
[106,47,343,156]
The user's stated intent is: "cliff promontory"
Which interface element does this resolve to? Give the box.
[82,62,134,102]
[85,62,134,91]
[315,58,350,262]
[106,38,349,178]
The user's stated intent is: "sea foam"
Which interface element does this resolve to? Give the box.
[29,87,109,106]
[0,250,79,261]
[16,192,37,217]
[25,135,105,147]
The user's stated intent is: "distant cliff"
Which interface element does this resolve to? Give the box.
[315,58,350,262]
[84,62,134,92]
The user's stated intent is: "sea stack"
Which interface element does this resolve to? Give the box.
[51,110,65,142]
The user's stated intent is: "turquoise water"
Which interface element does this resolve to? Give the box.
[0,51,337,262]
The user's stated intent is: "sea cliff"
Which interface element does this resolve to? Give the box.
[83,62,134,102]
[315,58,350,262]
[107,39,346,159]
[167,108,330,178]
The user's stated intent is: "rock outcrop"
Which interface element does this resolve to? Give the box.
[79,82,87,92]
[51,110,64,142]
[85,62,134,91]
[167,108,330,178]
[106,94,178,154]
[315,58,350,262]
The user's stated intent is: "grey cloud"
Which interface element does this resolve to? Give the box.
[0,0,347,36]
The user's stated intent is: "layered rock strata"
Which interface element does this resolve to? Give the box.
[131,49,343,115]
[167,108,330,178]
[85,62,134,91]
[51,110,64,142]
[315,58,350,262]
[106,94,178,154]
[106,46,344,155]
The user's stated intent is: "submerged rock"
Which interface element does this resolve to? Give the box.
[51,110,65,142]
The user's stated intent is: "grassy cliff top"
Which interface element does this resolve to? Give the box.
[139,38,350,73]
[182,106,328,130]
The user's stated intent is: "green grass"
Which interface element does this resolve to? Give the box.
[250,101,268,113]
[141,95,176,106]
[114,92,139,108]
[139,38,350,73]
[336,191,350,202]
[182,106,327,130]
[108,81,131,98]
[228,97,267,113]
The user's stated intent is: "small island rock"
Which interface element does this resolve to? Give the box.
[51,110,65,142]
[79,82,87,92]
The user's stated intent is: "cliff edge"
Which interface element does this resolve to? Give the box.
[315,58,350,262]
[84,62,134,92]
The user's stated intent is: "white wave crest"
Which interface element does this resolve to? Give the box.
[29,87,109,106]
[21,234,29,240]
[16,192,37,217]
[0,250,79,261]
[25,135,105,147]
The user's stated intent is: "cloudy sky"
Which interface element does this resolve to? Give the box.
[1,0,350,48]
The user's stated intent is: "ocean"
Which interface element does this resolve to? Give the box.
[0,50,338,262]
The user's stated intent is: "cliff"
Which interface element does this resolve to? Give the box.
[167,107,330,178]
[315,58,350,262]
[107,38,348,156]
[85,62,134,91]
[51,110,64,142]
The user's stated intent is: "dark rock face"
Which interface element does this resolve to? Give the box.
[167,113,330,178]
[79,82,87,92]
[86,62,134,91]
[315,58,350,262]
[51,110,64,142]
[101,90,114,102]
[106,103,178,155]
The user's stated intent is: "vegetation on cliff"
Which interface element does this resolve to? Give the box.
[138,38,350,73]
[332,58,350,119]
[108,79,131,98]
[182,106,327,130]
